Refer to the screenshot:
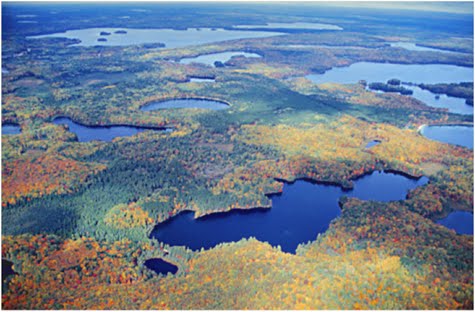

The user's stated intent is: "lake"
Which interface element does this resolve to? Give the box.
[404,85,472,115]
[306,62,473,114]
[389,42,469,54]
[365,140,381,148]
[437,211,473,235]
[27,28,283,48]
[144,258,178,276]
[140,98,230,111]
[180,51,261,67]
[2,259,16,293]
[420,125,473,149]
[2,260,15,281]
[151,171,428,253]
[306,62,474,85]
[234,22,342,30]
[189,77,215,83]
[53,117,170,142]
[2,124,21,135]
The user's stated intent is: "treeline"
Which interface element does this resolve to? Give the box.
[417,82,473,105]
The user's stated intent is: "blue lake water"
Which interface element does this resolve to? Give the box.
[2,124,21,135]
[180,51,261,67]
[53,117,169,142]
[437,211,473,235]
[2,259,16,293]
[189,77,215,83]
[421,125,473,149]
[405,85,472,115]
[27,28,283,48]
[234,22,342,30]
[306,62,474,85]
[305,62,473,114]
[140,98,230,111]
[389,42,469,54]
[144,258,178,275]
[2,259,15,280]
[151,171,428,253]
[365,140,381,148]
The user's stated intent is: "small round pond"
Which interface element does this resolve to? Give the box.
[53,117,170,142]
[140,98,230,111]
[420,125,473,149]
[144,258,178,275]
[151,171,428,253]
[437,211,473,235]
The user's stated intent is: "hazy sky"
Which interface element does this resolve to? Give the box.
[319,1,473,14]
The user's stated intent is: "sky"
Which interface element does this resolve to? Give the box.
[313,1,473,15]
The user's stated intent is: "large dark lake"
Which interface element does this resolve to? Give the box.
[151,171,428,253]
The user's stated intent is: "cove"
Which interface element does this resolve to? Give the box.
[437,211,473,235]
[53,117,170,142]
[420,125,473,149]
[150,171,428,253]
[140,98,230,111]
[180,51,261,67]
[144,258,178,276]
[2,123,21,135]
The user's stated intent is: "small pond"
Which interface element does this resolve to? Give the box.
[420,125,473,149]
[144,258,178,275]
[180,51,261,67]
[151,171,428,253]
[27,28,283,48]
[53,117,169,142]
[437,211,473,235]
[189,77,216,83]
[365,140,381,148]
[2,259,16,293]
[2,259,15,281]
[2,124,21,135]
[140,98,230,111]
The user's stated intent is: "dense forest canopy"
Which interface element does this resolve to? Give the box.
[1,2,473,309]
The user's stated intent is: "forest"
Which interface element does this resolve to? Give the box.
[1,2,473,310]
